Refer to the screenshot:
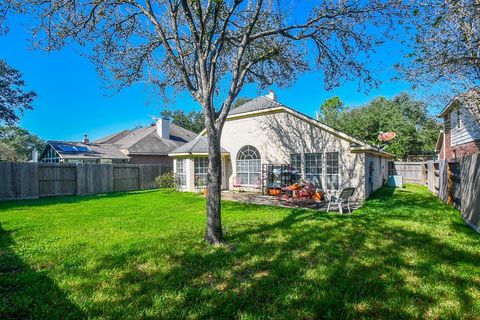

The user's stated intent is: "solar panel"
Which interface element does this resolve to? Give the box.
[57,144,90,152]
[58,144,77,152]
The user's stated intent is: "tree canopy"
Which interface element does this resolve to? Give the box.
[0,60,36,126]
[317,96,345,129]
[319,93,441,159]
[403,0,480,93]
[160,109,205,134]
[0,126,44,161]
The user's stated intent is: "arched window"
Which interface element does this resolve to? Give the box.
[237,146,261,186]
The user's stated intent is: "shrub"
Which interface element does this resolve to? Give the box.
[155,171,178,192]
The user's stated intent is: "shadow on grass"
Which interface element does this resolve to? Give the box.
[2,186,480,318]
[0,224,84,319]
[0,189,161,210]
[73,187,480,318]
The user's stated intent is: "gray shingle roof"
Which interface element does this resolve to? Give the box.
[229,96,284,115]
[94,130,132,144]
[49,141,129,159]
[169,135,229,155]
[97,123,197,155]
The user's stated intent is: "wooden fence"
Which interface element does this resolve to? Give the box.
[389,158,479,233]
[388,161,425,184]
[425,155,480,233]
[0,162,172,201]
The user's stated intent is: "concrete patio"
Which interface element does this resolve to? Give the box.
[221,191,361,212]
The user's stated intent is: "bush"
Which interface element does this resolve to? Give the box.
[155,171,178,192]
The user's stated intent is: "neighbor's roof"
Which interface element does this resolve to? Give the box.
[169,135,229,156]
[96,124,197,155]
[48,141,129,159]
[438,87,480,118]
[94,130,132,144]
[200,94,393,158]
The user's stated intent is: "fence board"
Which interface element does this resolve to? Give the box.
[113,165,140,192]
[38,164,76,197]
[460,154,480,233]
[0,162,167,201]
[388,162,425,184]
[0,162,38,200]
[426,161,435,193]
[438,161,448,202]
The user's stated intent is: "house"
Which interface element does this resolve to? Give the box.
[39,140,130,164]
[39,118,197,165]
[169,91,393,201]
[436,88,480,161]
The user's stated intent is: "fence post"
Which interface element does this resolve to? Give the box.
[138,165,144,190]
[447,162,452,205]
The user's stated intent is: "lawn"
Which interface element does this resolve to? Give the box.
[1,185,479,319]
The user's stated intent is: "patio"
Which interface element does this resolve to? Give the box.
[221,190,362,212]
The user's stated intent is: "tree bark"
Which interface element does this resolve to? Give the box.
[205,128,224,244]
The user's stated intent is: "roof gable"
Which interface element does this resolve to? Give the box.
[96,123,197,155]
[194,94,392,157]
[229,96,284,115]
[169,135,229,155]
[438,88,480,120]
[226,95,380,150]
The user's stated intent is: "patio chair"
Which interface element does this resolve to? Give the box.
[326,187,356,214]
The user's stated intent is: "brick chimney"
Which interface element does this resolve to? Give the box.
[156,118,170,139]
[83,134,89,144]
[265,90,277,101]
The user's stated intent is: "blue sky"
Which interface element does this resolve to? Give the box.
[1,8,412,141]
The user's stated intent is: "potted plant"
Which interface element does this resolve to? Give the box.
[313,188,324,201]
[267,182,282,196]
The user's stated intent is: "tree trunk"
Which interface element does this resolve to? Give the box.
[205,129,224,244]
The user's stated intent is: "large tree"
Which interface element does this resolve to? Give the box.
[160,109,205,133]
[0,0,20,34]
[404,0,480,93]
[25,0,405,244]
[0,126,44,161]
[317,96,345,129]
[327,93,442,158]
[0,60,36,126]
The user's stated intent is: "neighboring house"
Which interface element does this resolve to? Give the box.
[39,118,197,164]
[436,88,480,161]
[169,91,393,201]
[39,140,130,164]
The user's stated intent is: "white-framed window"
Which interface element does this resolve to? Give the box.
[290,154,302,171]
[194,157,208,187]
[237,145,261,185]
[326,152,339,190]
[176,158,186,186]
[305,153,322,185]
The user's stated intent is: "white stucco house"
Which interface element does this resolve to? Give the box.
[169,92,393,201]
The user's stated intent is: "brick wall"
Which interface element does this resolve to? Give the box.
[443,113,480,160]
[442,114,453,160]
[452,140,480,159]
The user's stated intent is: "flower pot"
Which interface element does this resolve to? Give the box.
[203,188,208,196]
[268,188,281,196]
[313,191,324,201]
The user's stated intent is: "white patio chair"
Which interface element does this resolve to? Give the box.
[326,187,356,214]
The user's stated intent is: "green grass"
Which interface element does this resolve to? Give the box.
[1,185,479,319]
